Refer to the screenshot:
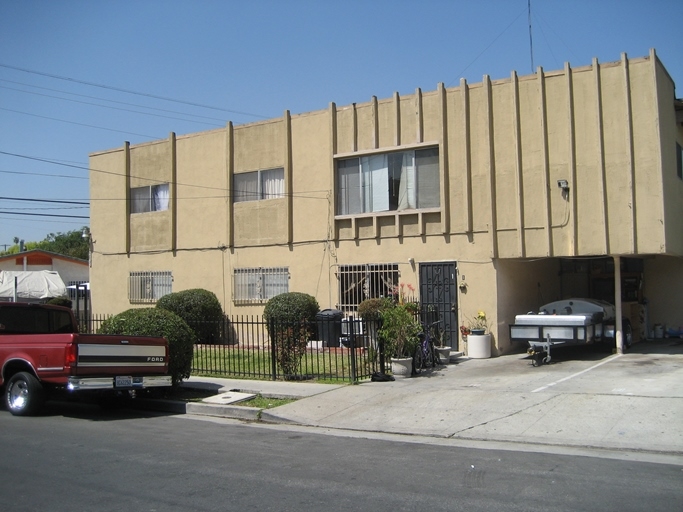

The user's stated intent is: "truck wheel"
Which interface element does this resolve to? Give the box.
[5,372,45,416]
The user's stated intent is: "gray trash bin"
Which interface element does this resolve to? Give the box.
[316,309,343,347]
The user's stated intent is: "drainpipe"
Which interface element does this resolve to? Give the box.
[614,255,623,354]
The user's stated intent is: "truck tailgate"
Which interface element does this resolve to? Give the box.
[72,335,168,376]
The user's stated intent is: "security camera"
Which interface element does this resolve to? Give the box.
[557,179,569,189]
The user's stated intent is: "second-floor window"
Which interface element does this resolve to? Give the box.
[233,168,285,203]
[336,147,439,215]
[131,183,169,213]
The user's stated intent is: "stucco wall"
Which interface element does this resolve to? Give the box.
[89,51,682,352]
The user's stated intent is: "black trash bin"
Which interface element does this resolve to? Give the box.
[316,309,343,347]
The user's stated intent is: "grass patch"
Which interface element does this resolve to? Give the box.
[192,344,378,382]
[235,394,296,409]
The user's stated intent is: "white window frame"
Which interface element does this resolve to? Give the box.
[129,271,172,303]
[130,183,170,214]
[233,168,285,203]
[233,267,289,304]
[336,147,439,216]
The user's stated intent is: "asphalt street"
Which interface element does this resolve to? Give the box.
[1,403,681,512]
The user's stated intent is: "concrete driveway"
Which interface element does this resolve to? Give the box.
[262,339,683,456]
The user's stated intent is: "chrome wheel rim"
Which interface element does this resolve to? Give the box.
[8,380,28,411]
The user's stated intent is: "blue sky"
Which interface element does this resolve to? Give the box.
[1,0,681,248]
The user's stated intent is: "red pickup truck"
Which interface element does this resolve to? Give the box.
[0,302,172,416]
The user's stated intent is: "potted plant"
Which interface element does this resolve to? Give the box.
[423,305,451,364]
[378,302,421,378]
[466,310,491,358]
[468,310,489,335]
[358,297,390,351]
[430,323,452,365]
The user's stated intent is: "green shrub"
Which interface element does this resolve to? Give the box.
[357,298,390,321]
[156,289,223,344]
[98,308,196,386]
[263,292,319,377]
[46,297,73,308]
[379,303,421,359]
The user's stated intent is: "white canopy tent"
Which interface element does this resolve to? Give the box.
[0,270,67,301]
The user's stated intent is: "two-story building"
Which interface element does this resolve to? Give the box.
[89,49,683,355]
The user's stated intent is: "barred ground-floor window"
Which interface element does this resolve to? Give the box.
[336,263,400,312]
[233,267,289,304]
[128,271,172,303]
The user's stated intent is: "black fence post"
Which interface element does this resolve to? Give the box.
[378,337,386,376]
[349,316,357,382]
[269,318,278,381]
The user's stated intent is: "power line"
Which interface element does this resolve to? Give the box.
[0,196,89,205]
[0,168,87,180]
[0,107,159,139]
[0,150,332,202]
[0,211,89,219]
[0,78,231,124]
[528,0,535,73]
[0,62,269,119]
[0,150,226,191]
[0,215,86,226]
[450,7,527,86]
[0,84,225,128]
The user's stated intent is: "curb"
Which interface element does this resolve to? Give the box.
[186,402,261,420]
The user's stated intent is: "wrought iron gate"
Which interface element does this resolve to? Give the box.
[419,262,458,350]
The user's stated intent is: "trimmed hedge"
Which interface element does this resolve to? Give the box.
[263,292,320,377]
[46,297,73,308]
[263,292,319,325]
[156,289,223,344]
[357,297,390,321]
[98,308,196,386]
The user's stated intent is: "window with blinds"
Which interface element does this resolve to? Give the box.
[233,168,285,202]
[336,147,439,215]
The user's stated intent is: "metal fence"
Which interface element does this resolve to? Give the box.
[84,313,383,383]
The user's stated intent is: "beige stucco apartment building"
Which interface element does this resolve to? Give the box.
[89,49,683,355]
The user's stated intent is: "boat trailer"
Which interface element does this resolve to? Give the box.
[509,298,626,366]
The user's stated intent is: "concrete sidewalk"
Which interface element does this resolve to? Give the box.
[179,339,683,457]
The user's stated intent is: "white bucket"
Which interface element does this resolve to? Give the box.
[654,324,664,339]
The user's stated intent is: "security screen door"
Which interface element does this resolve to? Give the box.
[419,262,458,350]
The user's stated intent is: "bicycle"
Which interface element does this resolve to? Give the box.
[413,320,442,374]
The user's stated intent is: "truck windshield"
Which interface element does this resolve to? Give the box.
[0,306,75,334]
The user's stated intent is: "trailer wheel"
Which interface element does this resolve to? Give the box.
[5,372,45,416]
[531,353,545,367]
